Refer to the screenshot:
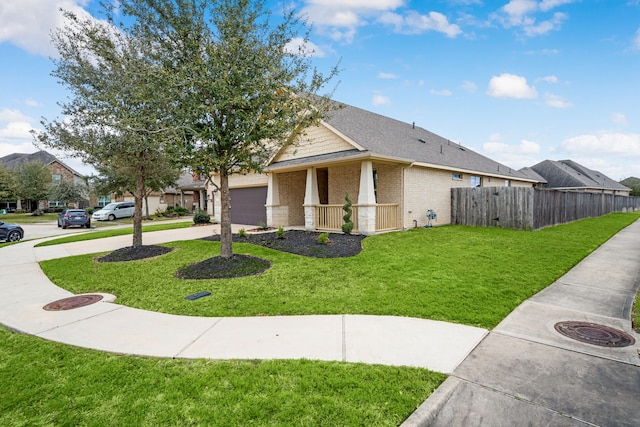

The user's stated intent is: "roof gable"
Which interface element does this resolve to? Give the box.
[0,150,83,177]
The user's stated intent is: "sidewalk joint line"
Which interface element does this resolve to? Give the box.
[174,317,225,358]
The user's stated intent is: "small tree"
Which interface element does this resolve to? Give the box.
[0,164,17,210]
[15,161,51,212]
[50,179,88,207]
[342,192,354,235]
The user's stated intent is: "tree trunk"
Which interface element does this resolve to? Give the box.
[132,174,144,248]
[219,171,233,258]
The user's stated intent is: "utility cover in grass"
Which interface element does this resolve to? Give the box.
[176,254,271,279]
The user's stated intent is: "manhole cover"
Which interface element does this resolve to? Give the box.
[43,294,104,311]
[554,321,635,348]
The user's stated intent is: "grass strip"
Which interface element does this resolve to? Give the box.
[39,213,640,329]
[0,326,444,426]
[34,221,194,247]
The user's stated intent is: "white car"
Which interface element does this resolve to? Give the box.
[92,202,135,221]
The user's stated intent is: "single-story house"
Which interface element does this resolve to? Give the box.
[209,102,541,234]
[0,150,87,211]
[528,159,630,196]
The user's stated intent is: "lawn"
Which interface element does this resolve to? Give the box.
[0,326,444,426]
[5,212,639,426]
[40,212,640,329]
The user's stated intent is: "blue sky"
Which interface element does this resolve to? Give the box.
[1,0,639,181]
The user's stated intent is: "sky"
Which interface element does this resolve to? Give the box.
[1,0,639,181]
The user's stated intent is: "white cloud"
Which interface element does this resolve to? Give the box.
[538,75,558,83]
[285,37,326,57]
[301,1,461,42]
[544,92,572,108]
[486,73,537,99]
[430,89,452,96]
[558,132,640,179]
[460,80,477,93]
[372,93,391,106]
[0,108,33,123]
[480,137,542,169]
[24,98,40,107]
[0,0,93,57]
[379,11,462,37]
[377,72,399,79]
[611,113,628,125]
[561,132,640,156]
[493,0,573,37]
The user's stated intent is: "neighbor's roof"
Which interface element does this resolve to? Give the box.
[269,102,538,182]
[530,159,629,191]
[0,150,84,177]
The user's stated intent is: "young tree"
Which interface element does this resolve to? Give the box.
[119,0,339,258]
[0,164,18,209]
[15,161,52,212]
[37,7,180,247]
[49,179,88,207]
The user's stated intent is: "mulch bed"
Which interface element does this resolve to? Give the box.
[202,230,366,258]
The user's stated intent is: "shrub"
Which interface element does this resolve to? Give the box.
[317,232,329,245]
[238,228,247,238]
[31,209,44,216]
[193,210,211,224]
[276,226,285,239]
[342,192,354,235]
[257,221,268,230]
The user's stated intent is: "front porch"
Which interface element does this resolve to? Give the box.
[266,160,402,235]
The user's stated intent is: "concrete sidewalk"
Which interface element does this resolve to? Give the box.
[0,223,487,375]
[403,220,640,427]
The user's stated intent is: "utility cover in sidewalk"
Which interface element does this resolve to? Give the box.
[554,321,635,347]
[43,294,104,311]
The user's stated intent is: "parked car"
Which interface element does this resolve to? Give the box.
[0,221,24,242]
[92,202,135,221]
[58,208,91,229]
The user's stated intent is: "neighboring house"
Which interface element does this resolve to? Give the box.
[120,170,209,215]
[0,150,87,211]
[529,160,630,196]
[209,102,540,234]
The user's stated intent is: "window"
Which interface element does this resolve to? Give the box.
[52,173,62,184]
[451,173,462,180]
[505,180,511,187]
[48,200,64,208]
[98,195,111,207]
[470,176,481,187]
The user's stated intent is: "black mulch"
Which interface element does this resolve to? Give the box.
[96,245,174,262]
[202,230,366,258]
[94,230,366,280]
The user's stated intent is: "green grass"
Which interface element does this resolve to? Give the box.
[0,326,444,426]
[34,221,194,247]
[40,212,640,329]
[633,291,640,333]
[0,213,58,222]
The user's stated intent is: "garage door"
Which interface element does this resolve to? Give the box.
[230,187,267,225]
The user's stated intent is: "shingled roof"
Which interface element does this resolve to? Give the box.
[0,151,58,169]
[530,159,629,192]
[270,102,537,182]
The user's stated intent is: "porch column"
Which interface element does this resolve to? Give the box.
[266,173,287,227]
[199,190,205,211]
[303,168,319,231]
[357,160,376,235]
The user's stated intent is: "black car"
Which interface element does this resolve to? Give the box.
[0,221,24,242]
[58,209,91,229]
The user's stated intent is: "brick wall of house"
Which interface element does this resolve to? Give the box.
[328,163,360,204]
[49,161,75,182]
[277,170,306,226]
[404,167,534,228]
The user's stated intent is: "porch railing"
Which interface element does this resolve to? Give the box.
[315,203,399,232]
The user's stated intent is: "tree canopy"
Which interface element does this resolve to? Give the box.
[119,0,339,257]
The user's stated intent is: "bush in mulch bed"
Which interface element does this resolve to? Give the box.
[176,254,271,279]
[96,245,174,262]
[203,230,365,258]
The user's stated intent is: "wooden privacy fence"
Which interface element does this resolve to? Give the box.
[451,187,640,230]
